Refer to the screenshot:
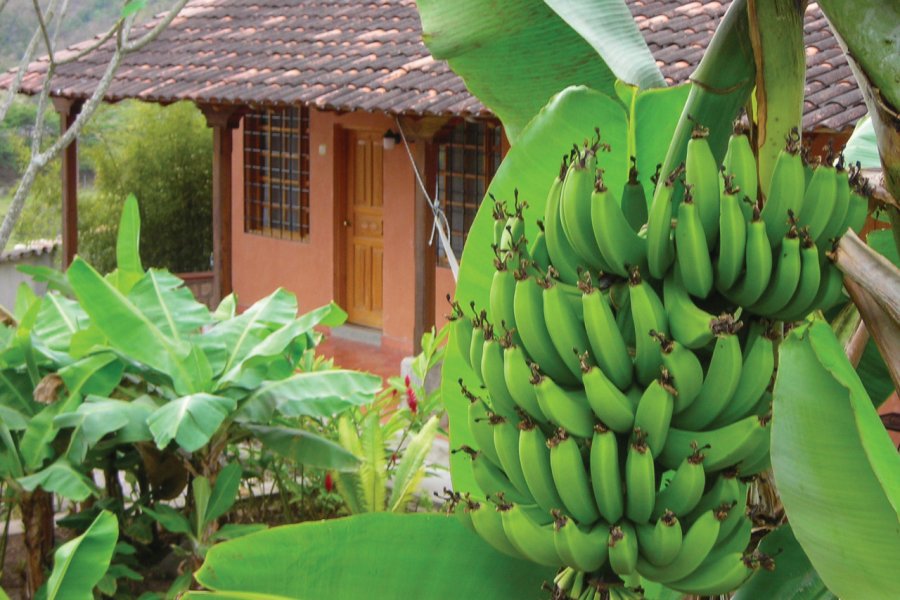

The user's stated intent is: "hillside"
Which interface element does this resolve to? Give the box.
[0,0,178,71]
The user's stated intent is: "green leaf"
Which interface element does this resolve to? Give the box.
[238,370,382,423]
[147,393,236,452]
[358,412,386,512]
[54,396,152,447]
[333,415,365,514]
[46,510,118,600]
[246,425,359,472]
[417,0,625,142]
[733,525,835,600]
[193,475,212,536]
[443,85,627,494]
[67,258,199,395]
[142,504,193,536]
[58,352,124,399]
[389,415,439,512]
[112,194,144,293]
[19,393,82,471]
[544,0,665,90]
[121,0,147,19]
[33,293,86,354]
[19,459,96,501]
[192,514,553,598]
[209,523,268,543]
[843,116,880,169]
[0,404,27,430]
[213,294,237,321]
[127,270,211,341]
[205,463,242,526]
[15,265,74,297]
[771,319,900,599]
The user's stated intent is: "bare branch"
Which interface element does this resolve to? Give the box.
[844,277,900,394]
[125,0,190,52]
[0,0,10,19]
[32,0,55,64]
[56,21,121,66]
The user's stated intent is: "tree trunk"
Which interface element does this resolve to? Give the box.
[20,490,54,598]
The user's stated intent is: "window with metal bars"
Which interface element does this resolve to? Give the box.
[243,106,310,240]
[436,119,503,263]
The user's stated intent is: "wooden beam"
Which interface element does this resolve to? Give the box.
[199,104,244,306]
[409,136,437,353]
[53,98,83,267]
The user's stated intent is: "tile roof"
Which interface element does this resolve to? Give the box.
[1,0,863,130]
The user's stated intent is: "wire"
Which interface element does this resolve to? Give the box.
[395,117,459,281]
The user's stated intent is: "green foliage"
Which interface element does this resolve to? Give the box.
[44,510,118,600]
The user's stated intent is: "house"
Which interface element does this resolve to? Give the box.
[1,0,866,355]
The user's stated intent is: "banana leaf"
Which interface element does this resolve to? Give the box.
[245,424,359,472]
[771,318,900,599]
[417,0,649,142]
[147,393,236,452]
[45,510,118,600]
[733,525,835,600]
[188,513,552,599]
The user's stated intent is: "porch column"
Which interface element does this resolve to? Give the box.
[410,137,436,352]
[53,98,83,267]
[199,105,244,306]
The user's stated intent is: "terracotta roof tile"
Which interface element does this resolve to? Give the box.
[0,0,865,130]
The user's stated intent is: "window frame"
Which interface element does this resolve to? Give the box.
[243,106,311,241]
[434,118,505,265]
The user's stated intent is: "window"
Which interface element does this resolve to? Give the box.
[436,119,503,262]
[244,106,310,240]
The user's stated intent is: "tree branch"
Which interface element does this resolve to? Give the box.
[843,277,900,394]
[833,229,900,326]
[125,0,190,53]
[31,0,55,65]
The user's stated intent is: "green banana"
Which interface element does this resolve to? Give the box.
[549,429,601,524]
[503,343,548,423]
[499,191,527,258]
[513,272,577,386]
[581,355,635,434]
[773,230,821,321]
[491,196,509,249]
[721,206,773,306]
[636,507,724,583]
[673,321,743,429]
[749,223,802,316]
[647,164,685,279]
[674,187,714,298]
[468,308,487,383]
[715,176,748,290]
[722,127,758,220]
[662,268,716,349]
[592,170,647,277]
[667,552,754,596]
[533,369,595,439]
[653,445,706,519]
[622,157,649,231]
[500,503,561,567]
[684,122,720,247]
[542,272,591,381]
[651,331,704,412]
[457,446,531,504]
[518,418,566,514]
[561,140,610,271]
[711,321,776,426]
[636,511,683,567]
[580,274,632,391]
[660,414,771,472]
[713,512,752,556]
[554,513,610,572]
[608,522,639,576]
[470,500,522,558]
[527,221,551,276]
[625,430,656,523]
[489,246,521,347]
[810,258,845,314]
[446,296,473,366]
[492,415,532,499]
[685,470,747,543]
[461,381,501,467]
[480,328,520,420]
[590,423,624,524]
[629,268,668,386]
[799,161,837,242]
[633,375,676,458]
[842,187,869,235]
[544,158,582,284]
[760,129,804,245]
[819,159,851,243]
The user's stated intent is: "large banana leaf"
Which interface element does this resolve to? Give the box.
[188,514,552,599]
[147,393,236,452]
[442,84,685,495]
[127,269,212,340]
[417,0,652,142]
[244,424,359,471]
[771,319,900,599]
[45,510,118,600]
[18,458,96,501]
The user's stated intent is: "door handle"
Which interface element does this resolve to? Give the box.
[343,219,351,227]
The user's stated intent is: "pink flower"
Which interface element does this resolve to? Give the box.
[406,387,418,414]
[324,472,334,492]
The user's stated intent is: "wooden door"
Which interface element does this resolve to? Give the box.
[343,130,384,328]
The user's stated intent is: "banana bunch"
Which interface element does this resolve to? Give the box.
[447,123,871,598]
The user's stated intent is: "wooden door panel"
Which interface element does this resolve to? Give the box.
[344,130,384,328]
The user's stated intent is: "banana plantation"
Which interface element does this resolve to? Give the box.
[0,0,898,598]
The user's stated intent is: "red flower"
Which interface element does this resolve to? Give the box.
[324,472,334,492]
[404,375,412,388]
[406,386,418,414]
